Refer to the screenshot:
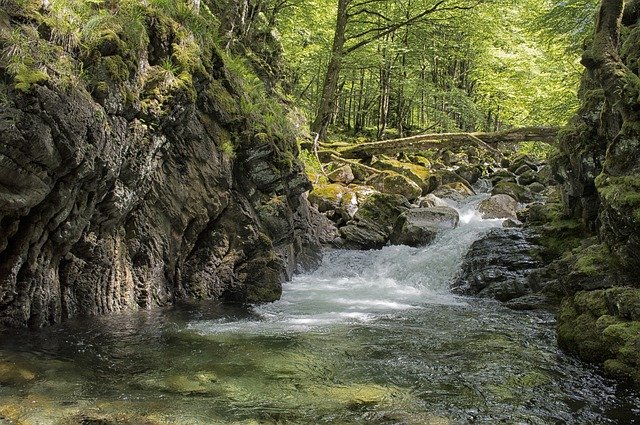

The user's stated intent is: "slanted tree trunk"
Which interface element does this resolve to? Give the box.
[336,126,560,159]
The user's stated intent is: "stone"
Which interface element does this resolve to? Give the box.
[453,228,542,301]
[418,194,449,208]
[390,206,459,247]
[489,169,517,186]
[367,171,422,202]
[492,181,533,203]
[517,169,538,186]
[527,182,546,193]
[0,361,36,385]
[514,164,534,176]
[431,182,475,202]
[371,158,431,193]
[327,164,355,184]
[339,193,410,249]
[455,164,483,185]
[478,194,518,220]
[308,183,351,212]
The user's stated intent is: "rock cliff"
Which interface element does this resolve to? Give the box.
[552,0,640,385]
[0,1,321,327]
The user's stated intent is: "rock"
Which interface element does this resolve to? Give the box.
[527,182,546,193]
[429,170,471,193]
[514,164,534,176]
[431,182,475,202]
[367,171,422,202]
[492,181,533,203]
[489,169,517,186]
[455,164,483,185]
[327,164,355,184]
[371,158,431,193]
[0,361,36,385]
[390,206,459,247]
[517,169,538,186]
[453,228,542,301]
[509,155,538,174]
[308,183,350,212]
[0,16,322,326]
[502,218,523,228]
[478,194,518,220]
[505,293,552,310]
[442,150,468,166]
[418,194,449,208]
[340,193,410,249]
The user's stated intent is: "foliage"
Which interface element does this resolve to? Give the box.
[275,0,584,139]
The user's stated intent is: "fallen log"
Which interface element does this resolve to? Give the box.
[336,126,560,159]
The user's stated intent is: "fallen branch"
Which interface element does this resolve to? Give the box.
[336,126,560,159]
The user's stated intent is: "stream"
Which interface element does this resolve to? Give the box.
[1,197,639,424]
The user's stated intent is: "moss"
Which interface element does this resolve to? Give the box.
[602,321,640,353]
[13,64,48,92]
[596,173,640,222]
[574,290,608,316]
[573,244,612,276]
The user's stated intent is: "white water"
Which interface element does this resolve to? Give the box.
[189,194,504,335]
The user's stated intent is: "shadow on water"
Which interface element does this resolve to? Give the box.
[1,196,639,424]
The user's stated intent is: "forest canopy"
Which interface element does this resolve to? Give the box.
[270,0,598,139]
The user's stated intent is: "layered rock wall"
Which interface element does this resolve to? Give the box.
[0,2,320,327]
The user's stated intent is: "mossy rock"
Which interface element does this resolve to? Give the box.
[371,158,431,193]
[367,171,422,202]
[0,361,36,386]
[308,183,351,212]
[492,181,533,203]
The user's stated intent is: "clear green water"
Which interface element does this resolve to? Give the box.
[0,200,638,424]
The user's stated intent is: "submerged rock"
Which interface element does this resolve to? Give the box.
[389,206,459,247]
[453,228,542,302]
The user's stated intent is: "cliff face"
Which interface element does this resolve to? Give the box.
[552,0,640,384]
[0,1,321,327]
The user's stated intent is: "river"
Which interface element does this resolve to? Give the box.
[0,197,639,424]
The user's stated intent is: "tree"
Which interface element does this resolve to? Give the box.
[310,0,483,140]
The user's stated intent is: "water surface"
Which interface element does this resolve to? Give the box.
[1,197,639,424]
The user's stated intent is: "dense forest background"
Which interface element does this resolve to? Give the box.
[261,0,597,140]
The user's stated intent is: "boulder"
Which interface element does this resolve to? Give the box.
[431,182,475,202]
[489,169,517,186]
[455,164,483,185]
[418,194,449,208]
[308,183,351,212]
[367,171,422,201]
[517,169,538,186]
[453,228,542,301]
[478,194,518,220]
[492,181,533,203]
[340,193,410,249]
[390,206,459,247]
[371,158,431,193]
[327,164,354,184]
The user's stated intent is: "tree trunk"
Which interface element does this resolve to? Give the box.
[311,0,349,140]
[336,126,560,159]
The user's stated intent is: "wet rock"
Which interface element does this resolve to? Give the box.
[418,194,449,208]
[390,206,459,247]
[489,169,517,186]
[367,171,422,201]
[478,194,518,220]
[0,361,36,385]
[327,164,355,184]
[455,164,483,185]
[453,228,542,301]
[505,293,552,311]
[340,193,410,249]
[502,218,523,228]
[429,170,471,192]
